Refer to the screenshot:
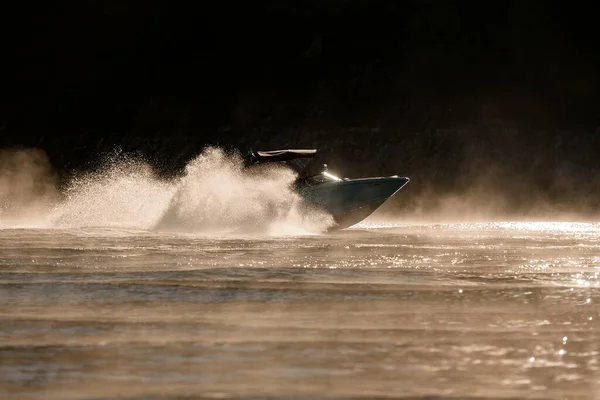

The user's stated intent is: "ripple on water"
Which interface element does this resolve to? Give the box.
[1,222,599,398]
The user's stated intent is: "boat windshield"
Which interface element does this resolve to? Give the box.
[300,171,342,185]
[322,171,342,181]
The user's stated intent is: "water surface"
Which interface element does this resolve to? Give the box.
[1,222,599,399]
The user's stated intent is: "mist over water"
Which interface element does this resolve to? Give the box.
[0,148,60,226]
[0,147,333,234]
[3,147,600,398]
[3,143,600,233]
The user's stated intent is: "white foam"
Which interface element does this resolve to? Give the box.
[0,147,333,235]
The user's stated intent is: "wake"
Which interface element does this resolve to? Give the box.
[0,147,333,235]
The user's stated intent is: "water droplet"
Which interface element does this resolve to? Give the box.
[559,349,566,356]
[589,317,593,321]
[586,298,591,303]
[570,288,574,292]
[529,357,535,362]
[458,289,463,293]
[562,336,568,342]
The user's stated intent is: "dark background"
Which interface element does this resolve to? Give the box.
[2,0,600,214]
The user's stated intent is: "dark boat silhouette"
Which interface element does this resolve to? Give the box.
[246,149,410,229]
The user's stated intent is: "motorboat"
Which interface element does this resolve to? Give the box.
[246,149,409,229]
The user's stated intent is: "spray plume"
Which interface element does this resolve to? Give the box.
[0,147,333,235]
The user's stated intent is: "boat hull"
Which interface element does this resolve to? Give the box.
[298,176,409,229]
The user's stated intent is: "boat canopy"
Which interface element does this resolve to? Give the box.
[246,149,318,176]
[248,149,317,164]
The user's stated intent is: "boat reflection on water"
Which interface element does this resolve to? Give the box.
[246,149,410,229]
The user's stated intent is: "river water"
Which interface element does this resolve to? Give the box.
[1,221,599,399]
